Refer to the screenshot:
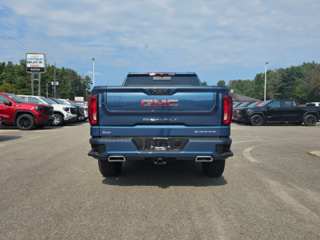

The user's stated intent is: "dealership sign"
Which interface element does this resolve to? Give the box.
[26,53,46,73]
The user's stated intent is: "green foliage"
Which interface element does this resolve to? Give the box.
[0,83,20,94]
[217,80,226,86]
[201,81,208,86]
[226,62,320,104]
[0,60,92,100]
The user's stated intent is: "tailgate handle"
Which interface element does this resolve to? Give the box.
[150,88,170,95]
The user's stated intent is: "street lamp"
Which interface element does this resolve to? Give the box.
[264,62,268,101]
[92,58,95,87]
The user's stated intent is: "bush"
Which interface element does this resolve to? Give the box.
[0,83,20,94]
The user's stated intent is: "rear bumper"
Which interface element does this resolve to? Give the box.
[88,137,233,160]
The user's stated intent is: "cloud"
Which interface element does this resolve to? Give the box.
[86,71,102,76]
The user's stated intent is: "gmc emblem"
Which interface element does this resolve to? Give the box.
[141,100,178,106]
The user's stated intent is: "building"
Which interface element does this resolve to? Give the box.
[231,93,261,102]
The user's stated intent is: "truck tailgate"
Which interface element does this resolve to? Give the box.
[97,86,224,128]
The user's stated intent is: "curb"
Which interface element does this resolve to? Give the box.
[310,151,320,158]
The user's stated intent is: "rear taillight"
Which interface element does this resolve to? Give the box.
[88,94,98,125]
[223,95,233,125]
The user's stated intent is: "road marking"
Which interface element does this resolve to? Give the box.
[243,146,259,162]
[264,177,319,220]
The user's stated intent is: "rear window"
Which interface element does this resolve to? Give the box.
[238,102,251,107]
[306,103,316,107]
[125,74,200,86]
[247,102,259,107]
[72,102,85,106]
[283,100,295,107]
[53,99,67,104]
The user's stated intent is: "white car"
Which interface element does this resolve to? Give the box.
[58,99,88,121]
[306,102,320,107]
[18,95,77,126]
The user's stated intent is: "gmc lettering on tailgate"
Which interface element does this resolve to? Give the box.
[141,100,178,106]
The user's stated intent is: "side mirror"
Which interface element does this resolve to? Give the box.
[266,105,271,109]
[3,100,12,106]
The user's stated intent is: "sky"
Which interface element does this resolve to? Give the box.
[0,0,320,88]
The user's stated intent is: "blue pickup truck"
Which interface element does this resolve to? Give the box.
[88,72,233,177]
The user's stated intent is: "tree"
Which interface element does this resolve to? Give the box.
[227,79,253,96]
[224,62,320,103]
[0,60,92,100]
[0,83,20,94]
[217,80,226,86]
[201,81,207,86]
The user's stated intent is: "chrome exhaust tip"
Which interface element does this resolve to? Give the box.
[108,155,126,162]
[195,156,213,162]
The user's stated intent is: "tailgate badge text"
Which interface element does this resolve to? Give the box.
[143,118,177,122]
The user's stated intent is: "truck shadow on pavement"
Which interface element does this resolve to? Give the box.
[0,135,22,142]
[102,161,227,188]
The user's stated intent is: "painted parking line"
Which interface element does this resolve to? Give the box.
[243,146,259,163]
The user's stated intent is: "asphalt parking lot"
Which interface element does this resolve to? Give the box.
[1,122,320,240]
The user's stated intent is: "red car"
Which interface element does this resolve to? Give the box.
[0,92,54,130]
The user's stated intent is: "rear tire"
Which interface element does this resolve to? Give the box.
[250,115,263,126]
[16,114,34,130]
[98,160,122,177]
[202,160,225,177]
[304,114,317,126]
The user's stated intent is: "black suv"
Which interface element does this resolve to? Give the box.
[239,99,320,126]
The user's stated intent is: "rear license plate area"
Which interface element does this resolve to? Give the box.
[132,137,188,151]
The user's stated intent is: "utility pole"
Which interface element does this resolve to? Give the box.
[54,62,57,98]
[264,62,268,102]
[46,83,48,97]
[31,73,34,95]
[38,73,41,96]
[92,58,95,87]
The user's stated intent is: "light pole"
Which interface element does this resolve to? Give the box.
[264,62,268,101]
[92,58,95,87]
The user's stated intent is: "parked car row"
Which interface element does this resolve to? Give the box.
[233,101,263,121]
[0,92,88,130]
[233,99,320,126]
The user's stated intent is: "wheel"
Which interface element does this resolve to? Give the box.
[304,114,317,126]
[250,115,263,126]
[202,160,225,177]
[98,160,122,177]
[52,114,63,126]
[16,114,34,130]
[294,121,303,125]
[35,126,45,129]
